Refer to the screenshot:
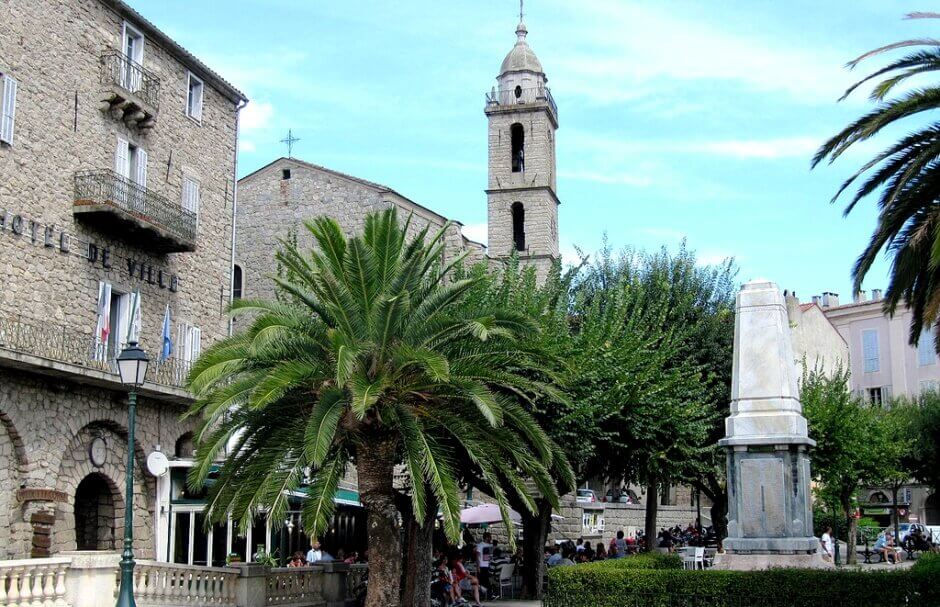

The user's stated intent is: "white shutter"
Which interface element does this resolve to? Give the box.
[116,293,131,350]
[192,80,203,121]
[177,323,187,362]
[135,147,148,188]
[182,177,200,216]
[114,137,130,177]
[1,75,17,145]
[190,326,202,360]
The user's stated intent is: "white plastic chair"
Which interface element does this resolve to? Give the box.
[692,547,705,570]
[498,563,515,599]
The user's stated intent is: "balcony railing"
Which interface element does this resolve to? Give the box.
[74,169,197,252]
[100,50,161,112]
[0,314,192,392]
[485,86,557,119]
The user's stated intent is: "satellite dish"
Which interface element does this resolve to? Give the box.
[147,451,170,477]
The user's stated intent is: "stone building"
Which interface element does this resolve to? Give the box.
[0,0,245,560]
[235,157,486,303]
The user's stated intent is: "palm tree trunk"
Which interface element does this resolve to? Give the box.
[403,490,436,607]
[358,435,402,607]
[520,500,551,599]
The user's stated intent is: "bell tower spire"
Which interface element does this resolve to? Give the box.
[484,9,560,282]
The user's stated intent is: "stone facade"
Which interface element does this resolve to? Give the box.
[0,0,244,558]
[235,157,484,302]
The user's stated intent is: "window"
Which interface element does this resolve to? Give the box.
[114,138,147,184]
[232,264,243,300]
[511,202,525,251]
[919,331,936,366]
[921,380,939,394]
[182,176,200,219]
[510,123,525,172]
[282,168,291,180]
[186,72,204,121]
[867,386,884,406]
[121,22,145,92]
[178,323,202,363]
[862,329,880,373]
[1,73,17,145]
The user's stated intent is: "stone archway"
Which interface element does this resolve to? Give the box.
[0,408,29,558]
[74,473,118,550]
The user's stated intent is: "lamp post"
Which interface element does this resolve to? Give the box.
[115,341,149,607]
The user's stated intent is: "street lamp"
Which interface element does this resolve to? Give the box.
[115,341,149,607]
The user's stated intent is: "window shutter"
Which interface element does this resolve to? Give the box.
[1,75,17,145]
[182,177,200,216]
[135,147,148,188]
[191,326,202,360]
[178,322,187,362]
[193,81,203,121]
[114,137,130,177]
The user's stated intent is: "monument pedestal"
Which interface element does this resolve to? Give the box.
[718,280,831,570]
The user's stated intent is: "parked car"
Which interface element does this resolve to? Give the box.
[898,522,928,544]
[576,488,597,503]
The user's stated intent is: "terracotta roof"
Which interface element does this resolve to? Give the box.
[106,1,247,104]
[799,303,816,312]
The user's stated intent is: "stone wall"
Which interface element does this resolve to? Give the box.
[235,158,483,303]
[0,0,239,353]
[0,369,198,559]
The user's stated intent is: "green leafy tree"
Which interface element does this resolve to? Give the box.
[572,245,716,549]
[813,12,940,350]
[185,210,564,607]
[802,367,882,564]
[871,401,917,541]
[908,390,940,494]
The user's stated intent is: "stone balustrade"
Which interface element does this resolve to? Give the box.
[134,561,238,607]
[0,557,70,607]
[0,554,360,607]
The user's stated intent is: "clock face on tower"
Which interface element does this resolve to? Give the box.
[89,437,107,468]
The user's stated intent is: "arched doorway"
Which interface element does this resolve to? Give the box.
[74,473,116,550]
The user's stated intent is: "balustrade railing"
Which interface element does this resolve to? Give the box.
[345,565,368,605]
[485,86,557,118]
[74,169,198,247]
[101,50,161,110]
[132,561,238,607]
[265,568,324,607]
[0,315,192,390]
[0,558,70,607]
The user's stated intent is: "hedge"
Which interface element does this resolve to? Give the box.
[545,552,940,607]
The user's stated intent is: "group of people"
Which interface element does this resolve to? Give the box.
[431,532,513,607]
[544,523,718,567]
[818,525,940,564]
[286,540,364,567]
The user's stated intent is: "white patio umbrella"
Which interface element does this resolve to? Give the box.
[459,503,564,525]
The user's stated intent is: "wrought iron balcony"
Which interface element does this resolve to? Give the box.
[485,86,557,120]
[100,50,160,129]
[73,169,197,253]
[0,314,193,399]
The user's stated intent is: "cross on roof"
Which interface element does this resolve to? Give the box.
[280,129,300,158]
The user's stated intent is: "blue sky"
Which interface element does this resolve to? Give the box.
[131,0,936,299]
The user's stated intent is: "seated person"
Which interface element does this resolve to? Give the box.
[450,555,484,607]
[431,558,454,606]
[287,552,306,567]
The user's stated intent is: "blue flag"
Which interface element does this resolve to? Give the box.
[161,304,172,361]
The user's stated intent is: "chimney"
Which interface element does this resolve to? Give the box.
[854,290,867,304]
[812,295,821,306]
[821,292,840,308]
[872,289,883,301]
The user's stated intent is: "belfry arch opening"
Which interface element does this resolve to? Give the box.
[511,202,525,251]
[510,123,524,173]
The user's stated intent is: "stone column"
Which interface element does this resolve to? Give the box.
[62,551,120,607]
[715,280,829,569]
[232,562,268,607]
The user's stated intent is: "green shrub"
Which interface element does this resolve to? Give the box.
[575,553,682,572]
[545,558,938,607]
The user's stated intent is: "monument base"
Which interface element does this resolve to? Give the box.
[711,551,834,571]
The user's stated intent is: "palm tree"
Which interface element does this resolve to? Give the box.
[185,209,565,607]
[813,12,940,349]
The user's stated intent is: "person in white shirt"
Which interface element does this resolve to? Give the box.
[475,532,493,591]
[306,541,323,564]
[820,526,835,562]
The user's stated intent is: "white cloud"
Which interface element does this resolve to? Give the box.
[240,101,274,132]
[689,137,821,159]
[696,251,737,267]
[547,0,854,105]
[558,169,653,186]
[461,223,488,245]
[239,140,257,153]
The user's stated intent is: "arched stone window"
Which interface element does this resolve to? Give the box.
[74,473,117,551]
[510,123,524,173]
[511,202,525,252]
[232,264,243,300]
[175,432,195,459]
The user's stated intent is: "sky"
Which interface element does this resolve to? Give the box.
[129,0,937,300]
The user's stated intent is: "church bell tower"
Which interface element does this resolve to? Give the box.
[485,13,559,280]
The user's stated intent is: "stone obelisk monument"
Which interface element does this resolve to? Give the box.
[715,280,829,569]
